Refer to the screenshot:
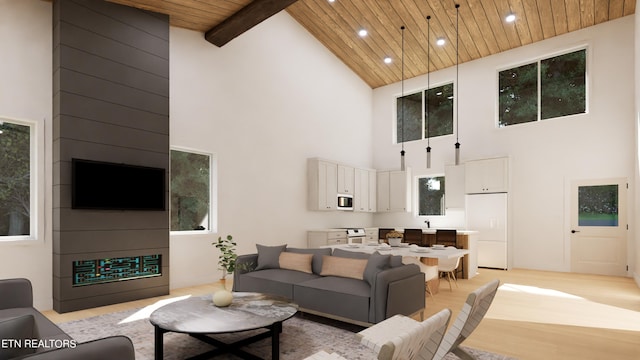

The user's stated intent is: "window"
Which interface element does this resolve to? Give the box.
[0,119,33,238]
[418,176,445,216]
[170,149,216,232]
[499,49,586,127]
[396,83,453,143]
[578,184,618,227]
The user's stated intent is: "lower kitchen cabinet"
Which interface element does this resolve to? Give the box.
[307,230,347,248]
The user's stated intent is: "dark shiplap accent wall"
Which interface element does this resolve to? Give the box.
[52,0,170,313]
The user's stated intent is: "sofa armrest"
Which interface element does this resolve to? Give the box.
[370,264,425,323]
[232,254,258,291]
[22,336,135,360]
[0,278,33,309]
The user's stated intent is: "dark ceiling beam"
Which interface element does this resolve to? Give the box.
[205,0,299,47]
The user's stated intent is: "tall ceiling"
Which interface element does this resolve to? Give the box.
[106,0,636,88]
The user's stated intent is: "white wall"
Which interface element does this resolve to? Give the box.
[635,0,640,287]
[0,0,53,309]
[372,16,637,274]
[168,13,375,288]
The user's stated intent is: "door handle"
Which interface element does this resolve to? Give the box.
[571,230,580,233]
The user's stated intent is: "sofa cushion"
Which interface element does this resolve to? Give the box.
[332,248,370,260]
[236,269,320,299]
[294,277,371,323]
[286,247,332,274]
[279,252,313,274]
[320,256,368,280]
[0,314,38,358]
[255,244,287,270]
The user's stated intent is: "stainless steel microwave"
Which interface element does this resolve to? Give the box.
[337,194,353,210]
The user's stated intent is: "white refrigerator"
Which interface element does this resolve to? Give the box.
[466,193,508,270]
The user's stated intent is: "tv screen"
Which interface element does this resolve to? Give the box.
[72,159,166,211]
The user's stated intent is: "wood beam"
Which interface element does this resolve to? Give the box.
[205,0,299,47]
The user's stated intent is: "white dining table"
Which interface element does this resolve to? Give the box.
[326,244,469,260]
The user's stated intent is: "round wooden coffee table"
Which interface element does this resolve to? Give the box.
[149,292,298,360]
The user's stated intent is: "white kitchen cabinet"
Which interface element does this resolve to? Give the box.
[308,159,338,210]
[307,230,347,248]
[377,170,411,212]
[337,165,355,194]
[445,164,465,209]
[354,168,376,212]
[364,228,379,244]
[465,157,509,194]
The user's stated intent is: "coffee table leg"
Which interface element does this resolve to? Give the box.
[154,325,165,360]
[271,321,282,360]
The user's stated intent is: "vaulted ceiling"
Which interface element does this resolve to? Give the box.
[106,0,636,88]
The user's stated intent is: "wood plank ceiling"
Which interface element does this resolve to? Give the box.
[106,0,636,88]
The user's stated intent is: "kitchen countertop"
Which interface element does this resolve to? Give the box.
[309,228,478,234]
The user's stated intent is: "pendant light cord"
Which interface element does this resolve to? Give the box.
[401,25,405,153]
[455,4,460,147]
[426,16,430,148]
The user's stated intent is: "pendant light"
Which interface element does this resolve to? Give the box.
[425,15,432,169]
[400,25,406,171]
[454,3,461,165]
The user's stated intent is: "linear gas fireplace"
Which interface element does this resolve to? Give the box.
[72,255,162,287]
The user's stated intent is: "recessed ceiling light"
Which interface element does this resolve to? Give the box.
[384,56,392,64]
[436,38,445,46]
[328,0,336,3]
[358,29,368,37]
[505,13,516,23]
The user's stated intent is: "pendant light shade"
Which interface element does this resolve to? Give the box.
[454,3,461,165]
[426,15,432,169]
[400,25,406,171]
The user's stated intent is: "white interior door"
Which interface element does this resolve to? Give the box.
[570,178,627,276]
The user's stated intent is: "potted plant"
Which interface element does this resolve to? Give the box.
[213,235,237,289]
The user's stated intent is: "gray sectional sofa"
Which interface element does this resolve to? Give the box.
[0,278,135,360]
[233,245,426,325]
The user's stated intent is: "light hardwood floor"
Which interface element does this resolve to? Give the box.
[43,269,640,359]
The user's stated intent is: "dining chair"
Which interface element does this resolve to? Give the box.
[433,279,501,360]
[403,228,424,246]
[378,228,394,243]
[359,309,452,360]
[402,256,439,298]
[434,229,457,247]
[438,246,463,291]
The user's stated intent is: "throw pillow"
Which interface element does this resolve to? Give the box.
[279,252,313,274]
[286,247,332,274]
[0,314,37,359]
[255,244,287,270]
[320,255,368,280]
[363,252,391,285]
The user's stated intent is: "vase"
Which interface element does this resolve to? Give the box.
[212,289,233,307]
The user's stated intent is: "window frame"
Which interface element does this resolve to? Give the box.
[169,146,218,236]
[0,116,42,243]
[394,81,455,144]
[496,45,589,128]
[415,174,447,218]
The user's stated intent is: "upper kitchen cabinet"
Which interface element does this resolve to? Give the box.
[465,157,509,194]
[445,164,465,208]
[308,158,337,210]
[354,168,376,212]
[377,170,411,212]
[337,165,355,194]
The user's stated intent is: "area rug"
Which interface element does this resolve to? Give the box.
[59,306,515,360]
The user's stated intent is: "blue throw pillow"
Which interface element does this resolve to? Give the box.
[255,244,287,270]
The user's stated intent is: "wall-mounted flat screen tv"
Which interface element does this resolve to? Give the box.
[72,158,166,211]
